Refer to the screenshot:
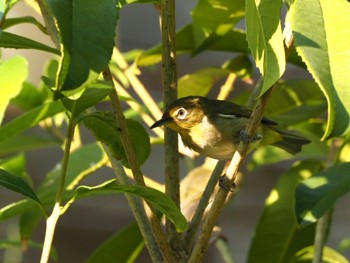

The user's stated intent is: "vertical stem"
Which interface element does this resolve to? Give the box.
[160,0,181,254]
[312,210,331,263]
[40,120,75,263]
[103,68,175,262]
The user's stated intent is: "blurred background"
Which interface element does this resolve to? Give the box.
[1,1,349,262]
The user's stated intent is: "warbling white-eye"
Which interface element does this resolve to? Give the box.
[150,96,310,160]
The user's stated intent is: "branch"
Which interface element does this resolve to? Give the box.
[102,67,175,262]
[160,0,182,254]
[40,119,75,263]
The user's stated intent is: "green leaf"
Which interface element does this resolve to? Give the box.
[0,143,106,221]
[265,80,327,126]
[0,56,28,125]
[82,113,151,168]
[10,82,44,111]
[191,0,245,51]
[222,55,253,79]
[0,100,65,143]
[295,162,350,227]
[0,31,60,55]
[61,81,112,119]
[0,135,61,156]
[86,222,144,263]
[291,246,349,263]
[245,0,285,94]
[66,179,187,232]
[0,153,30,183]
[1,16,46,33]
[178,67,229,98]
[47,0,118,95]
[247,161,320,263]
[0,169,45,213]
[19,209,43,240]
[137,25,249,66]
[290,0,350,139]
[0,240,58,261]
[38,142,108,194]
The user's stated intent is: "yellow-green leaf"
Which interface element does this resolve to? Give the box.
[290,0,350,139]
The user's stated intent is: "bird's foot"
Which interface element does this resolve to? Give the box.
[219,175,236,192]
[239,130,263,143]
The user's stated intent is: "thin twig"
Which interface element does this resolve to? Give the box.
[103,145,163,262]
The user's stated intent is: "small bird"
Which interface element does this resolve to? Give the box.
[150,96,310,160]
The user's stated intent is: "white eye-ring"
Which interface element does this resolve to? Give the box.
[176,108,188,120]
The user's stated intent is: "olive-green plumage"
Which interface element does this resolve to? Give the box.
[151,96,310,160]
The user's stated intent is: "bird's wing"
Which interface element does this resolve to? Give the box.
[210,100,277,125]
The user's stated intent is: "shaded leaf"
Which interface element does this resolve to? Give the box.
[1,16,46,33]
[0,100,65,143]
[295,162,350,227]
[245,0,285,94]
[0,30,60,55]
[10,82,44,110]
[290,0,350,138]
[191,0,245,51]
[266,80,327,126]
[0,169,45,214]
[0,143,107,220]
[0,135,61,156]
[86,222,144,263]
[19,209,43,240]
[0,56,28,124]
[47,0,118,95]
[247,161,320,263]
[66,179,187,232]
[137,25,248,66]
[82,113,151,168]
[0,240,58,261]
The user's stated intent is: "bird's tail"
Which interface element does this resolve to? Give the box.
[271,128,311,154]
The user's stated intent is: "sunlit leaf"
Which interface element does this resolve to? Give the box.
[247,161,320,263]
[245,0,285,94]
[178,67,229,98]
[290,0,350,139]
[0,101,65,143]
[0,56,28,124]
[291,246,349,263]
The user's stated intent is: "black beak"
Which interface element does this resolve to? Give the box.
[150,117,173,129]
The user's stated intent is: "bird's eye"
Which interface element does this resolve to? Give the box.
[176,108,187,120]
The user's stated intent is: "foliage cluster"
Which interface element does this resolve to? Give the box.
[0,0,350,262]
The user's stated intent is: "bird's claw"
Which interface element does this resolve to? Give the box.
[239,130,262,143]
[219,175,236,192]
